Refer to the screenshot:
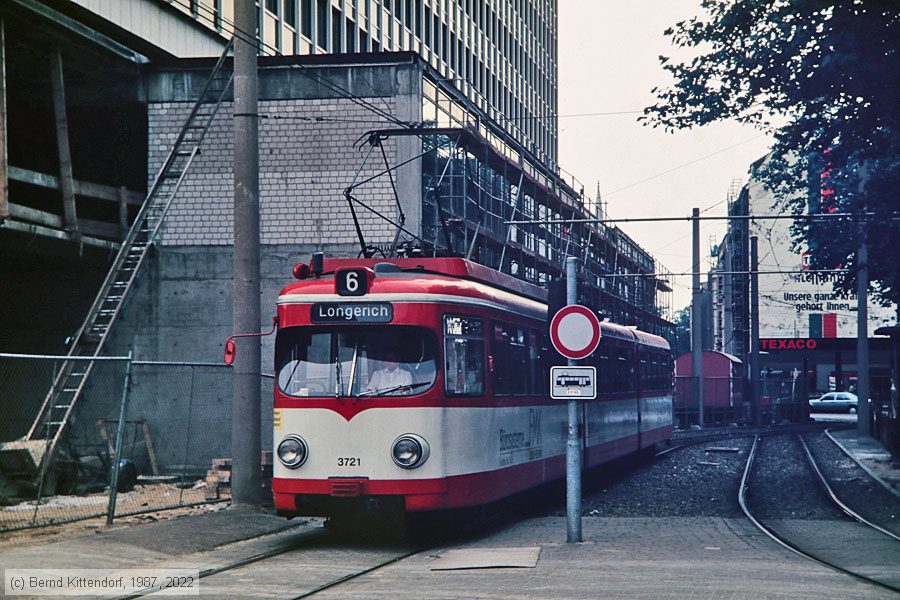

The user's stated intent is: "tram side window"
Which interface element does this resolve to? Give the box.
[532,331,551,395]
[492,323,528,395]
[660,356,671,390]
[617,347,634,392]
[651,357,662,391]
[595,345,612,393]
[444,316,485,396]
[639,353,649,390]
[642,354,656,391]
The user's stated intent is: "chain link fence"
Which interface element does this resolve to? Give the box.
[674,372,813,428]
[0,354,274,533]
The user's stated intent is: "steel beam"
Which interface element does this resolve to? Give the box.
[10,0,147,64]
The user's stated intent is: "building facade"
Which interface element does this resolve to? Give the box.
[0,2,672,463]
[144,51,672,348]
[0,0,671,360]
[712,156,896,402]
[69,0,559,171]
[711,183,750,360]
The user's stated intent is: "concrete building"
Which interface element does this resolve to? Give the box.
[0,1,672,472]
[711,183,750,360]
[712,156,896,405]
[69,0,560,170]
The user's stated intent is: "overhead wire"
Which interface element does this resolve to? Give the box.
[602,135,767,198]
[167,0,409,129]
[165,1,874,313]
[185,1,625,267]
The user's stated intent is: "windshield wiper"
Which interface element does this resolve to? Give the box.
[334,357,342,398]
[356,381,430,397]
[347,342,360,397]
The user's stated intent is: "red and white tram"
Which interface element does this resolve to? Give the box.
[272,257,673,518]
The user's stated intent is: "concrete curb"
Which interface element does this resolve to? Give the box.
[825,428,900,501]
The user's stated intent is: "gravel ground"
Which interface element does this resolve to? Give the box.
[0,483,212,532]
[748,434,846,521]
[804,431,900,536]
[546,438,754,518]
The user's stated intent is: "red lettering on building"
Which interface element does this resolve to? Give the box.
[760,339,819,351]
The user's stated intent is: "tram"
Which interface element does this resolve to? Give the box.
[272,256,673,519]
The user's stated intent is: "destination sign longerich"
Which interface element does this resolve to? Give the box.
[310,302,393,323]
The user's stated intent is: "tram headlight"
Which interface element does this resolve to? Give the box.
[391,434,430,469]
[277,435,308,469]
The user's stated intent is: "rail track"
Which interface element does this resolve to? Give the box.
[740,434,900,594]
[655,421,838,458]
[117,422,862,599]
[114,522,430,599]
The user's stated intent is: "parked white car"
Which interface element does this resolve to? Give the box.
[809,392,859,414]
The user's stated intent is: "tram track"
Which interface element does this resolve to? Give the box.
[286,545,425,599]
[798,434,900,543]
[740,434,900,594]
[655,421,837,458]
[114,518,462,599]
[116,424,857,598]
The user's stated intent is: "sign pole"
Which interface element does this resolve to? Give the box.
[565,256,582,543]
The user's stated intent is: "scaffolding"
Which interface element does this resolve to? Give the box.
[347,125,673,338]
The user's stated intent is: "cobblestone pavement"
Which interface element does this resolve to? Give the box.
[304,517,894,600]
[2,427,897,599]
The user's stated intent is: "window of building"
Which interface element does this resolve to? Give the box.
[316,0,327,46]
[415,0,422,37]
[345,17,356,52]
[301,0,312,37]
[284,0,297,27]
[332,6,342,51]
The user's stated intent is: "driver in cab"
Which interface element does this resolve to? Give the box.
[365,350,412,394]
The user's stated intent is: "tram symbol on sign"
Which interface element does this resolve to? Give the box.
[550,366,597,400]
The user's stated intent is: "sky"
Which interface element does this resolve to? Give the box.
[558,2,774,311]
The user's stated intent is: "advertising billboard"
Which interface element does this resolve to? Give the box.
[749,184,895,339]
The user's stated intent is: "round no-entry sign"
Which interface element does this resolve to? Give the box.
[550,305,602,360]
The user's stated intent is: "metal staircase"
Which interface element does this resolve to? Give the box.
[13,39,235,477]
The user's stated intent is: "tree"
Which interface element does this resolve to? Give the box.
[669,306,692,357]
[644,1,900,305]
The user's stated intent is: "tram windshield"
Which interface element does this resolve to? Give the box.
[276,326,438,398]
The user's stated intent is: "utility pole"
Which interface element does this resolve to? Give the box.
[801,357,810,421]
[857,238,870,437]
[232,4,261,506]
[691,208,704,427]
[565,256,582,543]
[0,20,8,221]
[857,161,871,438]
[750,236,761,426]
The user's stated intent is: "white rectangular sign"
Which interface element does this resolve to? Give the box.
[747,174,895,338]
[550,366,596,400]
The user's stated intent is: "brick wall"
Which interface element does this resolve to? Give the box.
[149,96,401,248]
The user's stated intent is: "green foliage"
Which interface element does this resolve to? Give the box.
[669,306,692,357]
[645,0,900,305]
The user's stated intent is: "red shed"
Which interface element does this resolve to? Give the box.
[674,351,744,426]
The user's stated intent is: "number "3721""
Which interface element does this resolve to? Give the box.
[337,457,360,467]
